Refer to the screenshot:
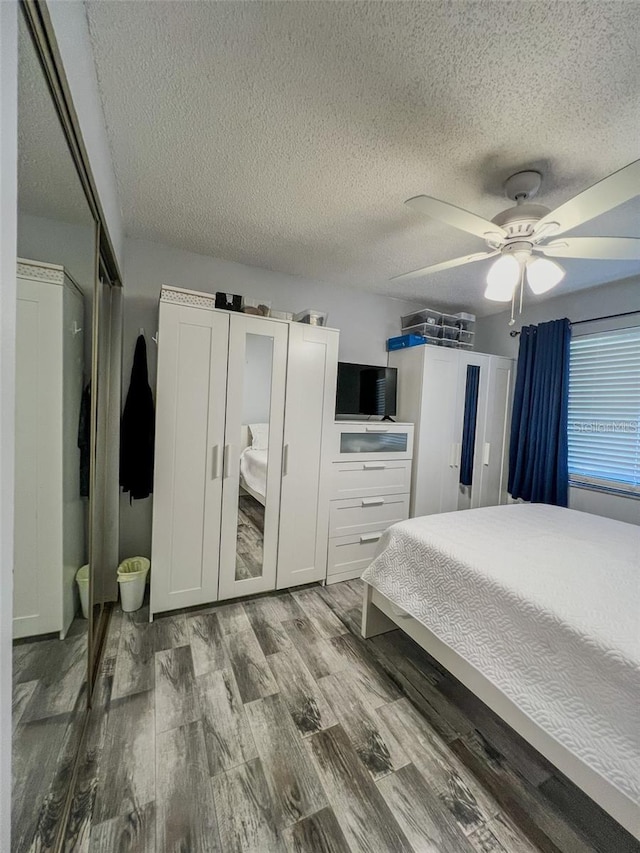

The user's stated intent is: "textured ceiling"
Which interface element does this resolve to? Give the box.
[86,1,640,314]
[18,14,93,228]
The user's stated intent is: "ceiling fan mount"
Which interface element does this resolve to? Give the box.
[391,159,640,313]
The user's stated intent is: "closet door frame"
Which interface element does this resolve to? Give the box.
[218,315,288,601]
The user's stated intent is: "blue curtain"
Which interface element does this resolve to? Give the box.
[508,318,571,506]
[460,364,480,487]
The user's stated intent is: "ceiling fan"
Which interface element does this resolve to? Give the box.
[393,160,640,312]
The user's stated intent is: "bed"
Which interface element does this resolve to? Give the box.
[361,503,640,838]
[239,424,269,505]
[239,446,267,505]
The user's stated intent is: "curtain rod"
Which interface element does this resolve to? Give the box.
[508,309,640,337]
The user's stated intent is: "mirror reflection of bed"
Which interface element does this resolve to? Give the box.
[237,423,268,579]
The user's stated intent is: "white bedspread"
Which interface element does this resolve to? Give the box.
[362,503,640,804]
[239,447,268,502]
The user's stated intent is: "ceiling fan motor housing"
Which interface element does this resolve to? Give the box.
[491,202,551,240]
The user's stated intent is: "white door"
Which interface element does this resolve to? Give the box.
[456,353,490,511]
[218,316,288,600]
[476,357,514,507]
[150,303,229,614]
[277,325,338,589]
[14,278,63,638]
[414,347,462,516]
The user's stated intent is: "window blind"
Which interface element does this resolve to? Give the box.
[568,326,640,496]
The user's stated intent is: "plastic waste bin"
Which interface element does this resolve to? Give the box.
[117,557,150,612]
[76,564,90,619]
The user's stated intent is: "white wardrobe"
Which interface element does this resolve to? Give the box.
[389,345,514,517]
[151,286,339,616]
[14,260,86,639]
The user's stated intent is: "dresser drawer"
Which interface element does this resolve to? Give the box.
[327,531,384,578]
[329,493,409,538]
[330,459,411,499]
[331,422,414,462]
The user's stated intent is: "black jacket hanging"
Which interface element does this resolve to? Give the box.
[78,382,91,498]
[120,334,155,501]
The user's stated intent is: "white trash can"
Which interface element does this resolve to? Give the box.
[117,557,150,613]
[76,564,90,619]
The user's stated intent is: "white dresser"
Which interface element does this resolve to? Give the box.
[326,422,414,584]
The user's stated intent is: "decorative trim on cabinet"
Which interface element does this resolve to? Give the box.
[160,286,216,310]
[17,260,65,285]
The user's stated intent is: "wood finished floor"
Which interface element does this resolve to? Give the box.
[62,580,639,853]
[236,493,265,580]
[12,618,88,853]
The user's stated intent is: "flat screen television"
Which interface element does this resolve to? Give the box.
[336,363,397,417]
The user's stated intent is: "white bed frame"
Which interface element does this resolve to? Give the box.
[361,583,639,840]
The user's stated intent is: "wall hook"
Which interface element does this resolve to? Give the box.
[72,321,82,336]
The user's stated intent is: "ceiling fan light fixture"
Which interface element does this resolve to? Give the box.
[526,257,565,295]
[485,254,520,301]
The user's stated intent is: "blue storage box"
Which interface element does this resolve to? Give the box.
[387,333,428,351]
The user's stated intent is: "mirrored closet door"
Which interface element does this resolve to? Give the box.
[12,11,98,852]
[218,316,288,599]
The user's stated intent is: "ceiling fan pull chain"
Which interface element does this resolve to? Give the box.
[519,263,525,315]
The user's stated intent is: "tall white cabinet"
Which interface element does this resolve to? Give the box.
[14,260,85,639]
[389,345,514,517]
[151,286,339,616]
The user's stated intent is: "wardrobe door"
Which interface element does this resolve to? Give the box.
[457,353,490,511]
[476,356,514,507]
[415,347,462,515]
[14,277,63,637]
[277,325,339,589]
[150,303,229,615]
[218,315,288,600]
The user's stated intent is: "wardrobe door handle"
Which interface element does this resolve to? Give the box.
[363,463,386,470]
[282,444,289,476]
[211,445,221,480]
[483,442,491,466]
[362,497,384,506]
[360,532,382,544]
[223,444,234,478]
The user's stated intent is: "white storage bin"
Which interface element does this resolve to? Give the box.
[402,323,440,343]
[294,308,327,326]
[439,325,459,341]
[401,307,441,329]
[440,313,458,327]
[454,312,476,331]
[458,329,475,345]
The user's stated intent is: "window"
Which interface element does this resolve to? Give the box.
[568,326,640,496]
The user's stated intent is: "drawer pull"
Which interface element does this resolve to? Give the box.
[363,463,386,470]
[361,497,385,506]
[360,532,382,544]
[365,426,389,432]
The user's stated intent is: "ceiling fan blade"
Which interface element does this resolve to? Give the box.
[405,196,507,242]
[390,250,499,282]
[532,160,640,239]
[536,237,640,261]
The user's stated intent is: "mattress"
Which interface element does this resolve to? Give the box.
[362,503,640,805]
[239,447,268,502]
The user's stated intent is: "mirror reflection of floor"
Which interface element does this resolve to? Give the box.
[236,494,265,580]
[12,616,88,852]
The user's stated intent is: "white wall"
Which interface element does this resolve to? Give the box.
[475,276,640,526]
[475,276,640,359]
[243,334,274,425]
[0,2,17,847]
[119,236,422,558]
